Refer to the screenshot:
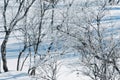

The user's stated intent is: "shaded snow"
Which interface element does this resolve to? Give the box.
[0,1,120,80]
[0,71,31,80]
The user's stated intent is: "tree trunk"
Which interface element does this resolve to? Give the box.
[17,45,27,71]
[17,52,22,71]
[1,32,10,72]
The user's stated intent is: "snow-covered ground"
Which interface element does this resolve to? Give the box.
[0,58,91,80]
[0,71,31,80]
[0,1,120,80]
[0,69,89,80]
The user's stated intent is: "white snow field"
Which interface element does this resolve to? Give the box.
[0,71,31,80]
[0,58,91,80]
[0,1,120,80]
[0,69,89,80]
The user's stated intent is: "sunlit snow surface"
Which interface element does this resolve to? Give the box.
[0,58,90,80]
[0,1,120,80]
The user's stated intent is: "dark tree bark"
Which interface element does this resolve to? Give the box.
[1,32,10,72]
[1,0,36,72]
[117,0,120,4]
[109,0,112,3]
[17,45,27,71]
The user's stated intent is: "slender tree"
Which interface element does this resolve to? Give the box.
[1,0,36,72]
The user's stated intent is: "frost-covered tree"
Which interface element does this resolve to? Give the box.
[1,0,36,72]
[57,0,120,80]
[16,0,66,76]
[71,0,120,80]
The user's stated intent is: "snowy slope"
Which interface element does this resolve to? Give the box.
[0,71,31,80]
[0,59,91,80]
[0,1,120,80]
